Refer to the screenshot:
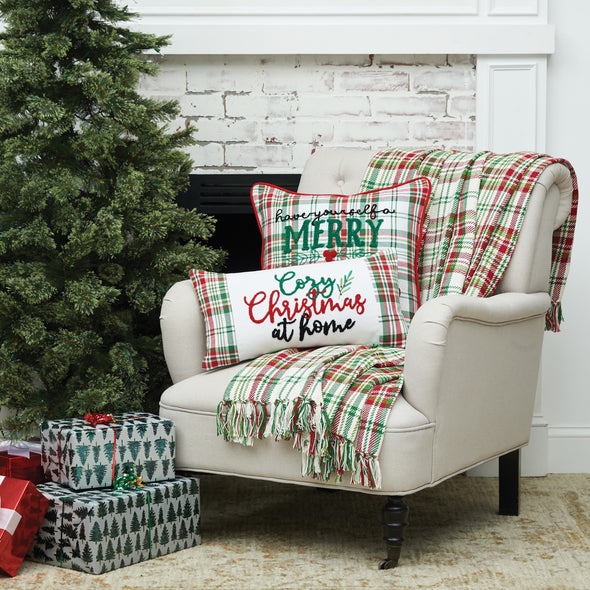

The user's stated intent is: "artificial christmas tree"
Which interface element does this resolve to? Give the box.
[0,0,224,438]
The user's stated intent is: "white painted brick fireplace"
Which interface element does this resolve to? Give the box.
[140,54,477,172]
[132,0,556,476]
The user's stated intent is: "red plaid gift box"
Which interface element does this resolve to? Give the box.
[0,475,50,577]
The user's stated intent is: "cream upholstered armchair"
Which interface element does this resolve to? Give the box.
[159,148,576,568]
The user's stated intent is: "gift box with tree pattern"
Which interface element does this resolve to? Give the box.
[40,413,175,491]
[28,477,201,574]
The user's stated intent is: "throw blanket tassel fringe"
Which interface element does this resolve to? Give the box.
[264,400,291,440]
[217,400,266,446]
[547,301,564,332]
[352,454,382,489]
[217,396,386,485]
[297,434,382,488]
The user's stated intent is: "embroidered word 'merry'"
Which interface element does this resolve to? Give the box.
[282,217,385,254]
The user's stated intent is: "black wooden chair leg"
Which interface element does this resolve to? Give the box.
[498,448,520,515]
[379,495,409,569]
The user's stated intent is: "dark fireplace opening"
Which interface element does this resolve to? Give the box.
[178,173,301,272]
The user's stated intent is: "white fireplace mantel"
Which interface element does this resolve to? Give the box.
[129,0,553,476]
[127,0,553,229]
[129,0,553,55]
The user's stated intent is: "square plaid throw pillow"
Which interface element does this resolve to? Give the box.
[190,249,407,371]
[251,178,431,322]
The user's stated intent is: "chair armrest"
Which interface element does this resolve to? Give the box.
[403,291,550,421]
[160,280,206,383]
[403,292,550,478]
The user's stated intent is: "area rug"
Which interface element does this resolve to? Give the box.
[4,474,590,589]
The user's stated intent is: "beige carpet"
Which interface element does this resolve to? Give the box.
[4,473,590,589]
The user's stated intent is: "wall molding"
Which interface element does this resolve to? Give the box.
[131,0,546,18]
[133,23,554,56]
[476,56,547,153]
[488,0,541,17]
[128,0,553,55]
[133,0,481,17]
[548,426,590,473]
[467,422,590,476]
[474,54,549,475]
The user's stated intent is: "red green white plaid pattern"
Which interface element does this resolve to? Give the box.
[191,249,407,371]
[360,148,578,331]
[190,268,239,371]
[251,179,431,323]
[366,248,407,347]
[217,344,404,488]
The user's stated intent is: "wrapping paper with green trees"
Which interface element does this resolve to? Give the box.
[40,413,175,491]
[28,477,201,574]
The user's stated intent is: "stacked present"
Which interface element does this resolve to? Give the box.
[1,441,49,576]
[28,477,201,574]
[0,442,45,485]
[18,412,201,575]
[0,475,50,576]
[39,412,176,490]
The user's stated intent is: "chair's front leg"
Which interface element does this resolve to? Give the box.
[499,448,520,515]
[379,495,409,569]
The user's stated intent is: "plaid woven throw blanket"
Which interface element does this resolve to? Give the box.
[218,345,404,488]
[360,148,579,330]
[218,149,578,489]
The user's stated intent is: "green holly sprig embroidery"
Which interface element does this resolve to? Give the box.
[337,271,354,296]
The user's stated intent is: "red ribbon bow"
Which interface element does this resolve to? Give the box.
[83,413,115,426]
